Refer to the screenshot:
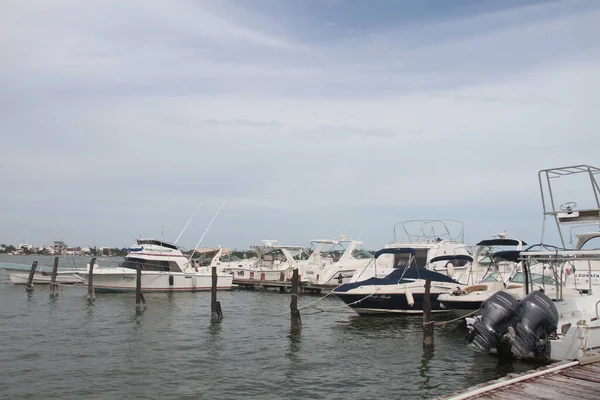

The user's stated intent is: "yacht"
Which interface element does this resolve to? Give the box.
[222,240,309,281]
[298,237,374,285]
[350,219,471,283]
[1,262,83,285]
[466,164,600,361]
[333,248,463,314]
[77,238,233,292]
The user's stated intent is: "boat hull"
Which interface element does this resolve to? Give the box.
[78,269,233,292]
[334,291,451,315]
[6,269,83,285]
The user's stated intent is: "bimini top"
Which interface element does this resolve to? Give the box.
[333,266,459,293]
[429,254,474,263]
[374,248,416,258]
[492,250,521,263]
[476,239,527,247]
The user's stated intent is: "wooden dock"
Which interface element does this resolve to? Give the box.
[232,278,338,294]
[439,354,600,399]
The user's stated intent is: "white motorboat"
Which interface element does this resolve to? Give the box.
[77,238,233,292]
[333,248,464,315]
[222,240,309,281]
[298,237,374,285]
[209,246,258,271]
[1,262,84,285]
[466,164,600,361]
[350,219,471,283]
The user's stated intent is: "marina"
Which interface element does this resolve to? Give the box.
[2,165,600,400]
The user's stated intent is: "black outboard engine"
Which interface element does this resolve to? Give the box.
[468,291,519,354]
[510,290,558,360]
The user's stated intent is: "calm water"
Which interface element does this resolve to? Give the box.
[0,255,538,399]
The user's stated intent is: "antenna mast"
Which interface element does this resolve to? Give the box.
[174,202,202,244]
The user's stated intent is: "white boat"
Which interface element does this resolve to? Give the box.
[298,237,374,285]
[333,248,464,315]
[466,164,600,361]
[209,246,258,271]
[350,219,471,283]
[218,240,309,281]
[0,262,84,285]
[77,238,233,292]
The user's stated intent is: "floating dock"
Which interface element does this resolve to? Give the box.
[439,354,600,399]
[232,278,338,294]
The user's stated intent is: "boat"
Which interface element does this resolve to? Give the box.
[76,238,233,292]
[438,251,582,318]
[350,219,471,283]
[333,248,462,315]
[220,240,309,281]
[209,246,258,271]
[0,262,84,285]
[297,236,374,285]
[466,164,600,361]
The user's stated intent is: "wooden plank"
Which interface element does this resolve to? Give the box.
[540,374,600,398]
[576,363,600,374]
[559,368,600,383]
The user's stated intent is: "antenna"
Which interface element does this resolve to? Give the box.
[175,202,202,244]
[188,201,226,262]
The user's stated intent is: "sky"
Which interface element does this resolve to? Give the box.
[1,0,599,251]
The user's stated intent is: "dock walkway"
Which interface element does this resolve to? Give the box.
[232,278,338,294]
[439,354,600,399]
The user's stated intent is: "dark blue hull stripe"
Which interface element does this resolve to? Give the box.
[335,292,449,313]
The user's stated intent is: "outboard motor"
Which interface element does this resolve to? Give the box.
[510,290,558,360]
[468,291,519,354]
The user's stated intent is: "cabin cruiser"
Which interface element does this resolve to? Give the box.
[333,248,462,314]
[466,164,600,361]
[1,262,83,285]
[221,240,309,281]
[77,238,233,292]
[298,237,374,285]
[350,219,472,283]
[209,246,258,271]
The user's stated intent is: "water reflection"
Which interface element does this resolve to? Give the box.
[286,332,302,361]
[419,348,440,391]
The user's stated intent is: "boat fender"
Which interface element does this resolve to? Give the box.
[169,275,174,286]
[446,262,454,278]
[405,287,415,307]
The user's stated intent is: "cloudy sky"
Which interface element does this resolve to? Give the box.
[1,0,599,250]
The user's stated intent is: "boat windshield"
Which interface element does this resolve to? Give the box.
[121,257,181,272]
[394,249,428,268]
[511,272,556,285]
[352,249,374,259]
[481,272,503,283]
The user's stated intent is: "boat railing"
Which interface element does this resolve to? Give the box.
[392,219,465,243]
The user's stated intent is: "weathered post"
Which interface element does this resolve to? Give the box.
[211,266,223,322]
[290,268,302,332]
[135,261,146,312]
[423,279,434,349]
[50,257,60,297]
[25,261,38,292]
[87,257,97,300]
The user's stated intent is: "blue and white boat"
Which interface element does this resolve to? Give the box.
[333,248,463,315]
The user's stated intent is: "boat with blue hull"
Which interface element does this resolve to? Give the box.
[333,248,463,315]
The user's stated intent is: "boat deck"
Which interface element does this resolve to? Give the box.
[439,354,600,399]
[232,278,338,294]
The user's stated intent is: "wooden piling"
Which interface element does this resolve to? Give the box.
[50,257,60,297]
[211,266,223,322]
[87,257,97,300]
[423,279,434,349]
[135,261,146,312]
[290,268,302,332]
[25,261,38,292]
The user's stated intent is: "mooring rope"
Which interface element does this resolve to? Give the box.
[423,308,480,326]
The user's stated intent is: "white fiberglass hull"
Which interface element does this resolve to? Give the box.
[7,269,83,285]
[78,268,233,292]
[225,266,293,281]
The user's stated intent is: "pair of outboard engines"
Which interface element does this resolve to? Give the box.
[467,290,559,360]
